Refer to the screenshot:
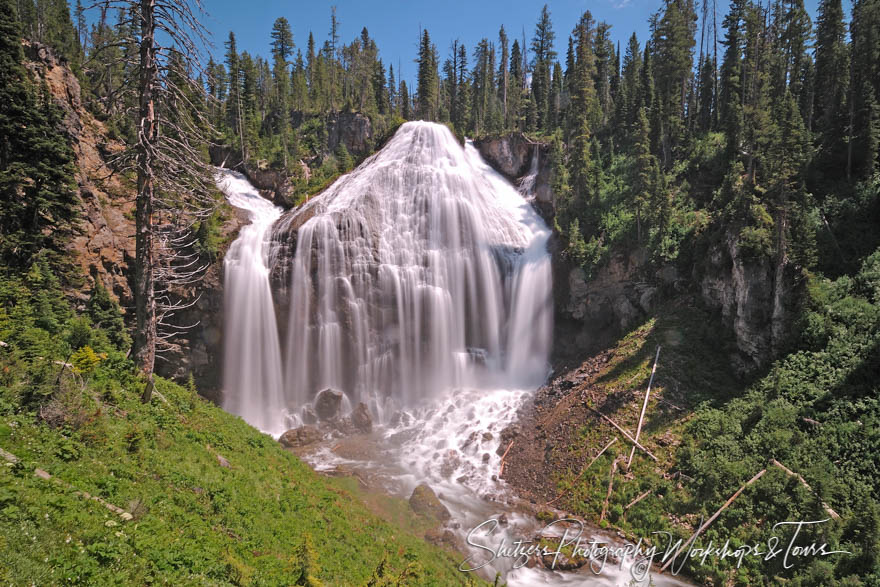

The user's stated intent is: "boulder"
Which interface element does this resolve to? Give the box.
[278,426,323,448]
[351,402,373,433]
[409,483,451,521]
[300,405,318,425]
[314,388,344,421]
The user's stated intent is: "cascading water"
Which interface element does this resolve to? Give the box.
[217,170,287,434]
[270,121,552,427]
[219,124,689,585]
[518,146,540,197]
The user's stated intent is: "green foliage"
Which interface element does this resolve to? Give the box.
[0,267,477,586]
[0,0,79,271]
[672,252,880,583]
[70,346,102,377]
[86,282,130,352]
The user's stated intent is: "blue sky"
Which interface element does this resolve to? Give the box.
[191,0,834,85]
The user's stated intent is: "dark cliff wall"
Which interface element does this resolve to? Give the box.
[473,132,798,374]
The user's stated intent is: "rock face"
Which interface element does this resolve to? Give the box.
[326,112,373,156]
[209,145,299,207]
[698,232,793,373]
[351,402,373,433]
[23,41,135,308]
[278,426,323,448]
[555,247,672,360]
[409,483,451,521]
[314,389,344,421]
[24,41,240,399]
[474,134,553,219]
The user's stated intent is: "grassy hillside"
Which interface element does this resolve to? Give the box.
[505,249,880,585]
[0,264,476,586]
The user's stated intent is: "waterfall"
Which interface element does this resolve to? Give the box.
[217,169,287,433]
[223,122,553,434]
[518,146,540,197]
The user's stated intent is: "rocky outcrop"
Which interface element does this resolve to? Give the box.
[552,246,681,363]
[209,145,301,208]
[25,41,241,398]
[474,134,553,220]
[351,402,373,433]
[290,111,375,157]
[315,389,344,421]
[326,112,373,156]
[23,41,135,307]
[698,232,794,373]
[279,426,324,448]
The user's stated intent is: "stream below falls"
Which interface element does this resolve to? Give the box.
[217,122,694,586]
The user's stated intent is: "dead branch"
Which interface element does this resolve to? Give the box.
[660,468,767,573]
[586,405,658,462]
[627,346,661,470]
[499,441,514,476]
[546,437,618,506]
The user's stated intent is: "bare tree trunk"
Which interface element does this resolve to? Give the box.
[133,0,157,384]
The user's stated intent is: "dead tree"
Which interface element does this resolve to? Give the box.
[93,0,218,397]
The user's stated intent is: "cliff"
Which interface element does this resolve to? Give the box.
[474,133,554,220]
[24,41,240,397]
[473,132,797,373]
[23,41,134,307]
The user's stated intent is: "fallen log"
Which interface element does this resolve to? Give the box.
[660,468,767,573]
[627,346,661,470]
[586,405,658,462]
[624,490,652,512]
[770,459,839,520]
[600,458,619,522]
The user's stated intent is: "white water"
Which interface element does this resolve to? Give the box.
[219,124,689,585]
[271,121,553,429]
[217,169,288,433]
[518,146,540,197]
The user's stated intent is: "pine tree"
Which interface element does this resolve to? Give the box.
[498,26,509,127]
[270,17,294,168]
[509,39,522,129]
[633,106,660,243]
[779,0,812,105]
[595,22,614,128]
[740,1,773,183]
[225,31,246,158]
[813,0,849,175]
[549,61,563,131]
[720,0,746,160]
[0,0,78,269]
[616,33,642,147]
[696,54,715,132]
[74,0,86,52]
[567,11,600,225]
[530,5,556,132]
[650,0,697,167]
[387,63,397,115]
[399,79,410,119]
[417,29,438,120]
[849,0,880,178]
